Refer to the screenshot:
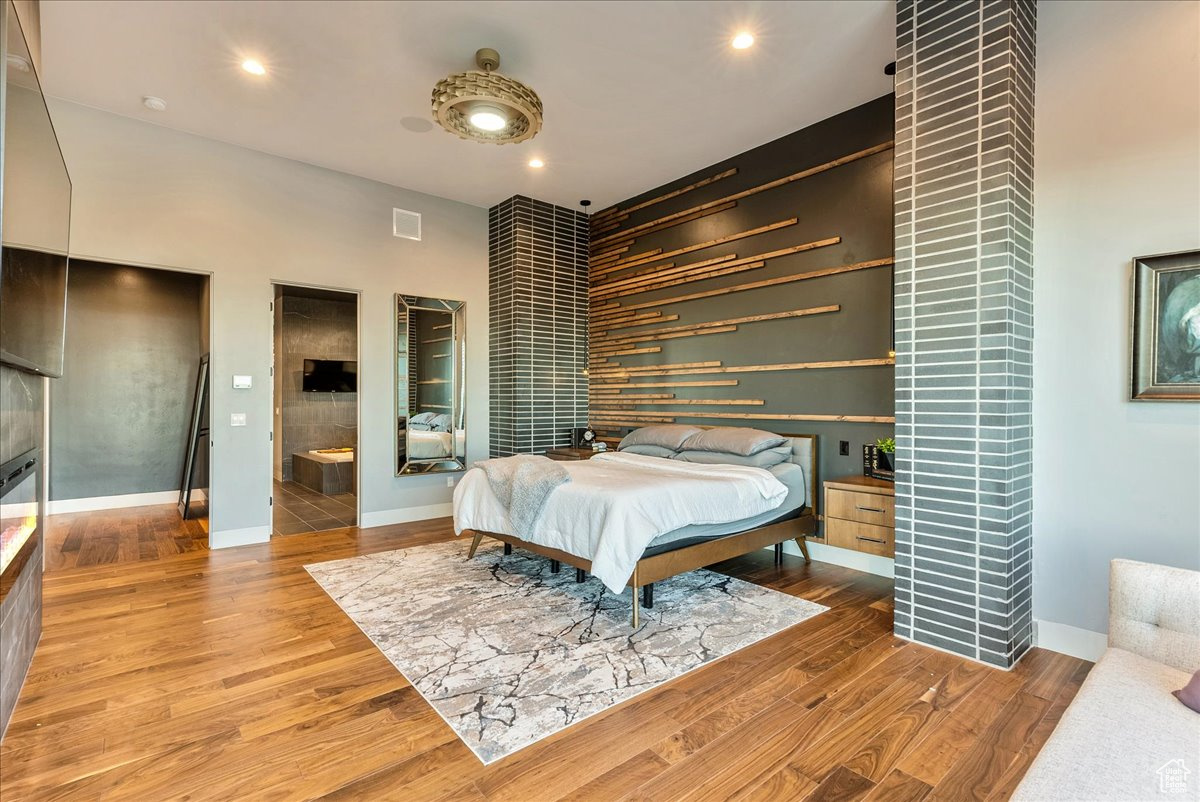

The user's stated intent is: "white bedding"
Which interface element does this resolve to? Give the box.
[406,429,465,460]
[452,451,788,593]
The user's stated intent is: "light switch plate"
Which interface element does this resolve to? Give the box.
[230,413,247,427]
[233,375,252,389]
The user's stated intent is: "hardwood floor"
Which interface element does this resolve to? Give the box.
[4,507,1090,801]
[43,502,208,571]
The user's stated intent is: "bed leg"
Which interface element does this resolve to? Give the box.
[642,583,654,609]
[550,559,560,574]
[774,542,783,566]
[631,568,640,629]
[795,537,811,564]
[503,543,512,556]
[575,568,586,583]
[467,531,484,559]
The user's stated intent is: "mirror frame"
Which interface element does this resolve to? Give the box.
[395,294,466,475]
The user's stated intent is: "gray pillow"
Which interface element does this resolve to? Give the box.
[618,443,678,459]
[680,427,788,456]
[674,444,792,468]
[618,425,702,452]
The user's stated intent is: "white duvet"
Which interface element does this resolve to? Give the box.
[452,451,788,594]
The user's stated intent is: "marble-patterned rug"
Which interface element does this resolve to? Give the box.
[305,539,827,764]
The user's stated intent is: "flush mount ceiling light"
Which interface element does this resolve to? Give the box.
[241,58,267,76]
[527,158,545,168]
[731,32,755,50]
[142,95,167,112]
[432,48,542,145]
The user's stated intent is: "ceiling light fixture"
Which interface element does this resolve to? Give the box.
[731,32,755,50]
[142,96,168,112]
[241,58,267,76]
[5,54,30,73]
[432,48,542,145]
[527,158,545,169]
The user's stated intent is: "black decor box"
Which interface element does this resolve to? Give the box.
[862,444,894,482]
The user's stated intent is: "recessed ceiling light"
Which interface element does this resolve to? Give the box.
[143,96,167,112]
[241,59,267,76]
[5,54,30,73]
[731,32,755,50]
[528,158,545,169]
[469,105,508,132]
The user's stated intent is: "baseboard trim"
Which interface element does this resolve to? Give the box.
[360,503,454,529]
[778,539,895,579]
[47,489,206,515]
[209,525,271,549]
[1034,618,1107,662]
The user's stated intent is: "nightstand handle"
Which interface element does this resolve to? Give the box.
[856,505,885,513]
[857,536,886,544]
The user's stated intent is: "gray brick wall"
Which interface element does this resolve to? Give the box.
[893,0,1036,668]
[489,196,589,457]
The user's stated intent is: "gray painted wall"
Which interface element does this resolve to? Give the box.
[589,96,896,511]
[1033,0,1200,646]
[276,293,357,481]
[47,100,489,544]
[48,260,205,500]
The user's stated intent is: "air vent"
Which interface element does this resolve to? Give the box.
[393,208,422,241]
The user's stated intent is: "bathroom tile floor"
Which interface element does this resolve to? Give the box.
[272,479,356,535]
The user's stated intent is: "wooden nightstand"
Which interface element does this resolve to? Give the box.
[545,447,603,461]
[823,475,896,558]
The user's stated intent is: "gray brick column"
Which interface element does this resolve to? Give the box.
[893,0,1036,668]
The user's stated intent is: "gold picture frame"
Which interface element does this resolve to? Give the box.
[1131,250,1200,401]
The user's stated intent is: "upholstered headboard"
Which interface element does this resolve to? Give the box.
[781,434,817,512]
[1109,559,1200,672]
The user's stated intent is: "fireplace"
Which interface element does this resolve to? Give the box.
[0,449,39,601]
[0,447,42,740]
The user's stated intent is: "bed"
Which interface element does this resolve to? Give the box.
[454,426,817,626]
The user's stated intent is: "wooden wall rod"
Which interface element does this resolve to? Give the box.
[591,167,738,222]
[591,254,736,292]
[595,306,839,347]
[587,393,675,400]
[592,218,798,276]
[590,313,679,335]
[588,345,661,359]
[591,357,895,380]
[592,257,894,321]
[592,360,721,373]
[591,380,740,389]
[591,410,896,424]
[592,326,737,354]
[591,247,658,267]
[591,262,765,304]
[590,202,737,258]
[589,141,894,250]
[592,399,765,407]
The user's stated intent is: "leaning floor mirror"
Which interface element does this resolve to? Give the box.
[396,295,466,475]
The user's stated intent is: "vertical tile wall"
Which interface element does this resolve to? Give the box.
[488,196,589,457]
[893,0,1036,668]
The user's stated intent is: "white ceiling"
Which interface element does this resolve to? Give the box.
[39,0,894,210]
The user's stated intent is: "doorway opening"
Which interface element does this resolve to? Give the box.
[271,283,359,536]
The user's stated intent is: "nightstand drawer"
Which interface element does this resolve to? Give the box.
[825,518,894,557]
[825,489,895,527]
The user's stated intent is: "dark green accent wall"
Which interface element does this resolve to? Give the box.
[589,95,895,523]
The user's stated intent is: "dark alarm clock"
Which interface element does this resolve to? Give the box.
[571,427,596,448]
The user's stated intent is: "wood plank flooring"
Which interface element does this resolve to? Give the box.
[4,507,1090,801]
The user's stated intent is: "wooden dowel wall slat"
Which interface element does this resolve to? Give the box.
[588,345,661,359]
[587,393,675,400]
[590,314,679,335]
[591,399,765,406]
[590,202,738,257]
[590,141,893,250]
[591,411,895,424]
[592,257,894,321]
[592,262,765,303]
[596,306,839,347]
[591,218,798,276]
[590,167,738,222]
[590,360,721,374]
[591,356,894,380]
[591,254,736,292]
[591,325,738,354]
[591,380,741,389]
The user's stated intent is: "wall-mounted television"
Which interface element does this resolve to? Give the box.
[303,359,357,393]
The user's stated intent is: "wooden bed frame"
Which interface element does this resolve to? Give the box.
[463,432,818,627]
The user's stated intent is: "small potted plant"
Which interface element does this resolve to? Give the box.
[862,437,896,480]
[875,437,896,473]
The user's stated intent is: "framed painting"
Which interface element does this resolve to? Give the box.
[1131,250,1200,401]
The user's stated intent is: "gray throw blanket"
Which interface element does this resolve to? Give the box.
[476,454,570,532]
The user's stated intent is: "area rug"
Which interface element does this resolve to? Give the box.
[305,539,827,764]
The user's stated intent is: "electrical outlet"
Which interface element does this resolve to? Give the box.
[446,476,456,487]
[839,440,850,456]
